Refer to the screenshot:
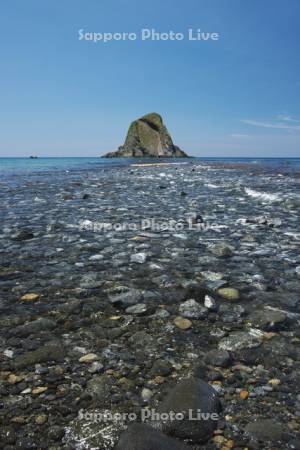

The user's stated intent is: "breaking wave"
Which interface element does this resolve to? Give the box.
[244,187,281,202]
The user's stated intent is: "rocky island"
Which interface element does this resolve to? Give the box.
[103,113,188,158]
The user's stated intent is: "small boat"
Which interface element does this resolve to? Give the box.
[29,156,38,159]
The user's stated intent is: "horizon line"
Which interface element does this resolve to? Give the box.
[0,155,299,159]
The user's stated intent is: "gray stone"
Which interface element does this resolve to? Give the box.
[153,309,170,319]
[88,362,104,374]
[116,423,190,450]
[79,272,104,289]
[11,318,56,337]
[150,360,173,377]
[141,388,153,401]
[155,377,220,442]
[179,299,208,319]
[249,308,287,330]
[109,288,143,307]
[218,329,264,352]
[204,350,232,368]
[58,299,82,314]
[11,229,34,241]
[13,344,65,369]
[245,419,286,442]
[64,408,126,450]
[130,253,147,264]
[209,242,234,257]
[86,374,113,401]
[204,295,217,310]
[128,331,154,348]
[125,303,147,315]
[219,304,245,323]
[206,280,228,291]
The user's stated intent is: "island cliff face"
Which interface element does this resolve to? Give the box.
[103,113,188,157]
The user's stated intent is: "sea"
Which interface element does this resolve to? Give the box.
[0,157,299,176]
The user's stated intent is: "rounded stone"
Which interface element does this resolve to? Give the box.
[150,360,173,377]
[141,388,153,401]
[217,288,240,300]
[245,419,286,442]
[35,414,48,425]
[156,377,221,442]
[179,299,208,319]
[79,353,99,363]
[20,293,40,302]
[218,329,264,352]
[204,350,232,368]
[116,423,190,450]
[130,253,147,264]
[209,242,233,257]
[125,303,147,315]
[174,316,192,330]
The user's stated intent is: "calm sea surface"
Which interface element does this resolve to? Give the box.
[0,157,299,176]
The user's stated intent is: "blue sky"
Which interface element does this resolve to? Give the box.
[0,0,299,157]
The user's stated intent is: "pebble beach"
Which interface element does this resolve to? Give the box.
[0,159,300,450]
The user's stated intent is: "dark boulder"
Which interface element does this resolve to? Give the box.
[115,423,190,450]
[155,377,221,443]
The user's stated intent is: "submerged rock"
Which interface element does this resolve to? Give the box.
[245,419,286,442]
[204,294,217,310]
[128,331,154,347]
[219,304,245,323]
[174,316,192,330]
[86,374,114,401]
[79,353,99,363]
[13,344,65,369]
[204,350,232,368]
[130,253,147,264]
[179,299,208,319]
[209,242,234,257]
[116,423,190,450]
[20,292,40,302]
[150,359,173,377]
[103,113,188,158]
[109,288,143,307]
[218,329,264,352]
[154,377,220,442]
[125,303,147,315]
[11,318,56,337]
[11,229,34,241]
[65,408,127,450]
[217,287,240,300]
[248,308,287,330]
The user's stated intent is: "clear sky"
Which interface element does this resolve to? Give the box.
[0,0,299,157]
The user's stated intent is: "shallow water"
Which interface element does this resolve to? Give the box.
[0,156,299,176]
[0,160,299,449]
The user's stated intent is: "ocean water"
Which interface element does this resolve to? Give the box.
[1,155,299,449]
[0,156,299,176]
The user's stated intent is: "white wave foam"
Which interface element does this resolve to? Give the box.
[244,187,280,202]
[205,183,219,188]
[284,231,300,240]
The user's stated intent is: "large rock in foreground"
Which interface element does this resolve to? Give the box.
[116,423,190,450]
[154,377,221,443]
[103,113,188,158]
